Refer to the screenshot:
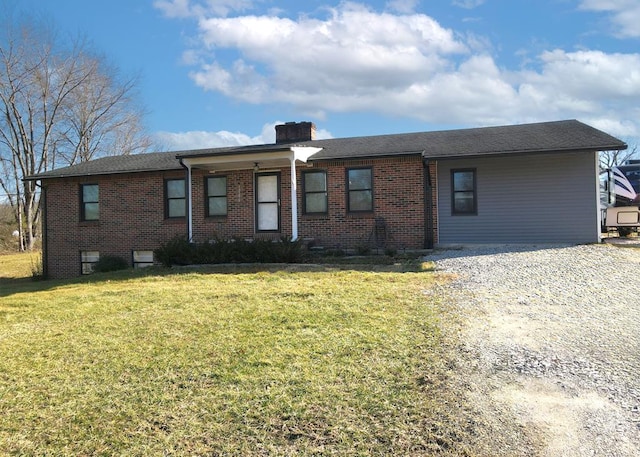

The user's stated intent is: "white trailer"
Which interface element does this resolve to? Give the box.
[600,161,640,235]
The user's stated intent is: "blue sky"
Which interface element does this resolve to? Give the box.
[16,0,640,151]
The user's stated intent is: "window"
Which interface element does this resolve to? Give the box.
[80,184,99,221]
[347,167,373,212]
[451,169,477,215]
[81,251,99,274]
[165,179,186,218]
[303,170,328,214]
[133,250,154,268]
[206,176,227,216]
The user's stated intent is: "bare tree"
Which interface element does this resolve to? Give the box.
[0,21,91,250]
[0,13,151,251]
[599,145,638,171]
[55,55,152,164]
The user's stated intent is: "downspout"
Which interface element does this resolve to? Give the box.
[423,158,434,249]
[290,155,299,240]
[39,181,48,278]
[179,159,193,241]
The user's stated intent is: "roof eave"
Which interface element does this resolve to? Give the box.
[423,144,628,160]
[309,150,425,161]
[24,165,183,181]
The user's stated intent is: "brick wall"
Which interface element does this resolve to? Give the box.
[297,156,428,250]
[44,170,188,278]
[43,156,436,278]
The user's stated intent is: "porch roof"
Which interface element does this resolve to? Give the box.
[178,145,322,172]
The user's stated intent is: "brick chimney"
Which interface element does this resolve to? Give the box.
[275,121,316,144]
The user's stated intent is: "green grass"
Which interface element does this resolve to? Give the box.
[0,255,486,456]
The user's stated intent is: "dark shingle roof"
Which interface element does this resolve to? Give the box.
[27,119,626,180]
[27,151,183,180]
[302,119,627,160]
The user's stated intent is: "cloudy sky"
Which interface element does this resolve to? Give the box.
[20,0,640,151]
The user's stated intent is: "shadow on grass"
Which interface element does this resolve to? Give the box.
[0,258,435,299]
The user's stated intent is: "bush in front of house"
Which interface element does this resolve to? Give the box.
[153,236,197,267]
[154,236,306,267]
[93,255,129,273]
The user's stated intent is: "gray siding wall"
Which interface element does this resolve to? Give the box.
[437,151,599,244]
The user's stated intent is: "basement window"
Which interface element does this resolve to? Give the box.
[133,250,154,268]
[80,251,99,275]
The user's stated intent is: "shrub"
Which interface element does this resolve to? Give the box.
[354,243,371,255]
[154,236,306,266]
[93,255,129,273]
[154,236,195,267]
[272,237,305,263]
[30,254,45,281]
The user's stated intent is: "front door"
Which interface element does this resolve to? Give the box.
[256,173,280,232]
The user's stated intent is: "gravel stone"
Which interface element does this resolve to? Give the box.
[428,243,640,456]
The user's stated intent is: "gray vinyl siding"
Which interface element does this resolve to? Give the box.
[437,151,599,244]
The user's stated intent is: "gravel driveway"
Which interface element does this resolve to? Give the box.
[429,244,640,456]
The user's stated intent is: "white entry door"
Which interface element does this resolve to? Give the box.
[256,173,280,232]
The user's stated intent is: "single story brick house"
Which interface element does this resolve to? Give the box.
[27,119,626,278]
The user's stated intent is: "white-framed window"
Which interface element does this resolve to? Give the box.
[81,251,99,275]
[133,250,154,268]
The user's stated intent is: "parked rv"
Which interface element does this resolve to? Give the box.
[600,160,640,235]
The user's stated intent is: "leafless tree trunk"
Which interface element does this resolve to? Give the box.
[0,12,151,251]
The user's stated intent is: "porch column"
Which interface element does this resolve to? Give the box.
[290,157,299,240]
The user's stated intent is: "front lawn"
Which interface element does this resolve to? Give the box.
[0,257,486,455]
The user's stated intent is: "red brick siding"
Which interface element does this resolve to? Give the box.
[298,156,426,250]
[44,171,188,278]
[43,156,436,278]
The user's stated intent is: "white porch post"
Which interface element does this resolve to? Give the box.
[290,157,299,240]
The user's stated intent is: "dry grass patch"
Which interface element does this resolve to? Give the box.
[0,256,502,456]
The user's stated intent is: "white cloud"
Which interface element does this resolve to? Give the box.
[190,3,468,107]
[532,50,640,100]
[159,1,640,145]
[154,0,192,18]
[154,122,333,150]
[154,129,262,150]
[154,0,253,18]
[386,0,419,14]
[452,0,485,9]
[579,0,640,38]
